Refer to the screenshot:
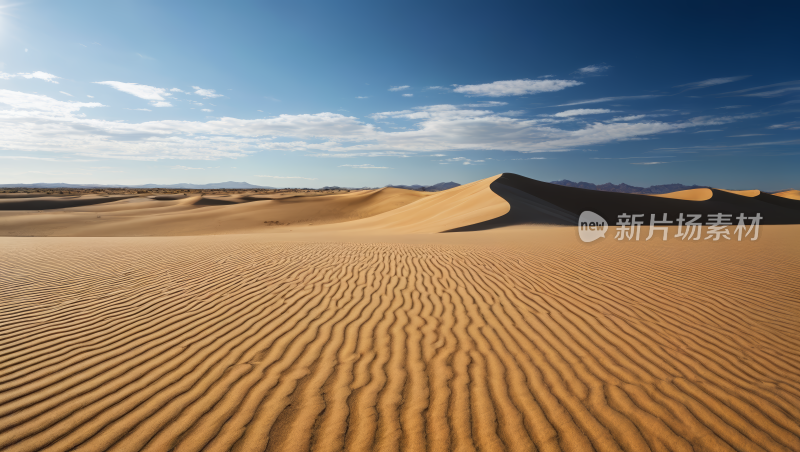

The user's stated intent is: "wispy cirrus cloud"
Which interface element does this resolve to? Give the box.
[556,94,662,107]
[0,88,762,162]
[453,79,582,97]
[0,71,60,84]
[442,157,484,165]
[675,76,750,91]
[193,86,223,98]
[768,121,800,130]
[340,164,389,169]
[720,80,800,98]
[95,81,173,107]
[554,108,616,117]
[577,64,611,74]
[389,85,410,92]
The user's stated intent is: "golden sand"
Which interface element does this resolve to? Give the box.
[1,174,799,451]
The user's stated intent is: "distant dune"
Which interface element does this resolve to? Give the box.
[775,189,800,201]
[3,173,797,237]
[1,173,799,452]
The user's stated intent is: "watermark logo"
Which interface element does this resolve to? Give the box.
[578,211,762,243]
[579,211,608,242]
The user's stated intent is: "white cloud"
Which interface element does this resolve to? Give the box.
[631,162,667,165]
[86,95,94,98]
[95,81,171,101]
[130,108,152,112]
[768,121,800,130]
[0,71,60,84]
[340,164,389,169]
[389,85,410,92]
[356,96,369,99]
[694,129,723,133]
[256,175,318,180]
[721,80,800,98]
[152,101,173,108]
[607,115,646,122]
[444,157,484,165]
[717,105,745,109]
[171,165,203,170]
[554,108,615,117]
[192,86,223,98]
[59,91,73,97]
[729,134,769,137]
[578,65,611,74]
[426,86,447,90]
[201,108,213,112]
[557,95,662,107]
[19,71,60,84]
[453,79,582,97]
[0,89,759,162]
[170,88,185,93]
[462,101,508,107]
[675,76,750,91]
[0,155,60,161]
[402,93,413,97]
[0,89,104,115]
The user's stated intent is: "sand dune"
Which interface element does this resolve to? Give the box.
[718,189,761,197]
[0,188,430,237]
[2,174,799,237]
[1,173,799,451]
[0,195,138,211]
[652,188,714,201]
[774,189,800,201]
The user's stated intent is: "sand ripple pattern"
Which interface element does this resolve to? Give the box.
[2,237,800,452]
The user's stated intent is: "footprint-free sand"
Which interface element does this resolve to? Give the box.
[2,174,799,451]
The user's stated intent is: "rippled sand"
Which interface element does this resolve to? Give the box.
[2,226,799,452]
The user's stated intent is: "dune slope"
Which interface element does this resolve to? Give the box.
[453,174,800,231]
[331,175,509,233]
[0,188,430,237]
[774,189,800,201]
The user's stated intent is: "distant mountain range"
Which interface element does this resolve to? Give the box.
[385,182,461,192]
[0,181,276,189]
[321,182,461,192]
[550,180,707,195]
[0,181,462,191]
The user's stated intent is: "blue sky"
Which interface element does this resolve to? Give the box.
[0,0,798,190]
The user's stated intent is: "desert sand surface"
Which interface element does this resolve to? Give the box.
[2,174,800,452]
[774,189,800,201]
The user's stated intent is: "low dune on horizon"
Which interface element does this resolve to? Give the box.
[2,173,800,452]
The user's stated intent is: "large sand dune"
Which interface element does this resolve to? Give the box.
[3,173,797,237]
[1,174,799,451]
